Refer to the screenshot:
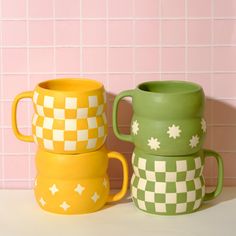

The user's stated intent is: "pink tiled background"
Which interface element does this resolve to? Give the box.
[0,0,236,189]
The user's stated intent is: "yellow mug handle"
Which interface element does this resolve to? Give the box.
[12,91,34,142]
[107,151,129,202]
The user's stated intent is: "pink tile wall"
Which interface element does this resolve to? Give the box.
[0,0,236,188]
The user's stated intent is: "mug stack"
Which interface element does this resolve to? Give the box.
[12,79,128,214]
[113,81,223,215]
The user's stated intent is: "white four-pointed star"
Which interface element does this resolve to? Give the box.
[91,192,100,203]
[131,120,139,135]
[74,184,85,195]
[60,201,70,211]
[189,135,200,148]
[201,119,207,133]
[49,184,59,195]
[39,197,46,207]
[103,178,108,188]
[167,124,182,139]
[147,137,160,150]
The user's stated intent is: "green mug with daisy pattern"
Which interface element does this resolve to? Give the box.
[113,80,206,156]
[131,148,223,215]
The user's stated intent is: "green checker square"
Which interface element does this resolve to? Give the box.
[177,192,187,203]
[166,182,177,193]
[145,181,155,192]
[194,168,201,178]
[132,197,138,206]
[132,175,139,187]
[155,193,166,203]
[196,189,203,199]
[145,202,156,213]
[133,155,139,166]
[186,180,195,191]
[186,202,195,212]
[145,160,155,171]
[137,189,145,200]
[200,177,205,186]
[155,172,166,182]
[165,161,177,172]
[138,169,147,179]
[166,204,176,215]
[177,171,187,181]
[186,159,195,171]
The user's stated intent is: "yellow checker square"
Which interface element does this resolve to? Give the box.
[64,131,77,141]
[43,129,53,140]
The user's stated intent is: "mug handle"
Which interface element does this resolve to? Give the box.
[203,149,224,201]
[112,90,134,142]
[107,151,129,202]
[12,91,34,142]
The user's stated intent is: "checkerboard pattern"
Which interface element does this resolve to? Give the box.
[33,90,107,119]
[132,153,204,182]
[131,175,205,215]
[32,112,107,153]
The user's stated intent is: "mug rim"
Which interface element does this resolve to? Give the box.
[137,80,202,95]
[37,78,104,94]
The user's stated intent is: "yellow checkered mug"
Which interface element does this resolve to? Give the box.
[12,78,107,154]
[34,146,129,214]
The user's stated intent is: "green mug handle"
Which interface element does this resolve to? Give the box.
[112,90,134,143]
[203,149,224,201]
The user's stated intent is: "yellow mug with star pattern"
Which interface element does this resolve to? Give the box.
[12,78,107,154]
[34,146,129,214]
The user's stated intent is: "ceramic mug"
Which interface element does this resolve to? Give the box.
[131,148,223,215]
[113,80,206,156]
[34,146,129,214]
[12,78,107,154]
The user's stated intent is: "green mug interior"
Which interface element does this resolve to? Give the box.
[138,80,202,94]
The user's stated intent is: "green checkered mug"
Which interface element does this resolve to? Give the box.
[113,80,206,156]
[131,148,224,215]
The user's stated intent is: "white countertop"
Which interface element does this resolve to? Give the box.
[0,187,235,236]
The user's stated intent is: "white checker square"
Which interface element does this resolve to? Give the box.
[154,182,166,193]
[202,185,205,197]
[87,138,97,149]
[54,109,65,119]
[77,108,88,118]
[155,203,166,213]
[64,141,76,151]
[133,166,139,176]
[65,97,77,109]
[194,157,202,169]
[88,117,97,129]
[33,91,39,103]
[65,119,77,131]
[89,96,98,107]
[132,186,138,198]
[44,96,54,108]
[138,178,147,190]
[194,178,202,190]
[145,170,156,180]
[43,117,54,129]
[131,153,135,164]
[130,174,135,185]
[36,105,44,116]
[137,200,146,211]
[176,203,187,213]
[166,193,177,204]
[176,181,187,193]
[186,170,196,181]
[77,130,88,141]
[145,191,155,202]
[187,191,196,202]
[154,161,166,172]
[96,104,104,115]
[53,130,64,141]
[138,158,146,170]
[36,126,43,138]
[43,139,53,150]
[33,135,38,144]
[32,114,38,125]
[176,160,187,172]
[165,172,177,182]
[102,113,107,124]
[193,199,201,210]
[98,126,104,137]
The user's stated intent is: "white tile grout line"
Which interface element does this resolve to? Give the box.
[0,0,5,187]
[159,0,162,81]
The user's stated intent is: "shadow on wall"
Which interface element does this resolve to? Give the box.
[106,93,236,189]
